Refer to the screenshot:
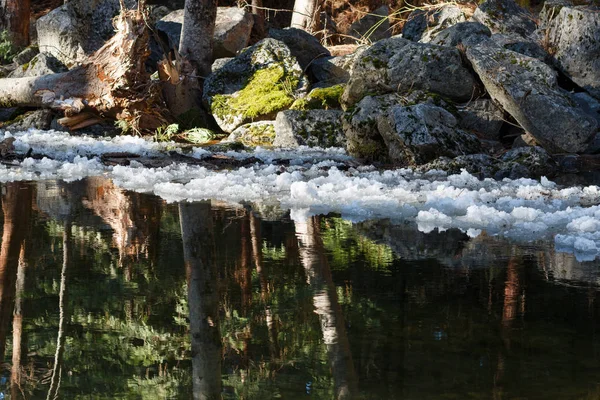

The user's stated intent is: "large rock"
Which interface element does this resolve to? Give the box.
[377,103,482,166]
[269,28,330,71]
[273,110,345,148]
[491,33,549,61]
[309,48,366,86]
[225,121,276,147]
[545,5,600,99]
[344,5,391,44]
[8,53,67,78]
[341,37,477,108]
[402,5,467,43]
[203,38,308,133]
[342,94,401,162]
[466,39,597,153]
[2,110,54,131]
[429,22,492,47]
[472,0,537,38]
[156,7,254,59]
[37,0,137,66]
[457,99,504,140]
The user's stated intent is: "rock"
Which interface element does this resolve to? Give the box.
[2,109,54,131]
[211,57,234,73]
[429,22,492,47]
[13,46,39,66]
[497,146,557,178]
[156,7,254,59]
[472,0,537,38]
[37,0,137,66]
[457,99,505,140]
[203,38,308,133]
[268,28,330,71]
[545,5,600,99]
[0,108,20,123]
[585,133,600,154]
[8,53,67,78]
[491,33,548,61]
[225,121,276,147]
[377,103,482,166]
[342,94,400,162]
[538,0,573,29]
[402,5,467,43]
[569,92,600,126]
[341,37,477,108]
[309,48,366,86]
[417,154,499,178]
[344,5,391,44]
[466,39,597,153]
[290,84,345,110]
[273,109,345,148]
[418,147,557,179]
[512,132,540,148]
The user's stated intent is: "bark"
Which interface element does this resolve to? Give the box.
[179,201,222,400]
[10,244,26,400]
[291,0,318,32]
[295,217,358,400]
[0,182,32,361]
[0,0,30,48]
[0,4,167,133]
[161,0,217,116]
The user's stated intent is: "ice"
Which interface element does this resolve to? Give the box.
[1,129,600,259]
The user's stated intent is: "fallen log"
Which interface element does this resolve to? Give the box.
[0,0,169,133]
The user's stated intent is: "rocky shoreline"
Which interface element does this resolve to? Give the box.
[0,0,599,180]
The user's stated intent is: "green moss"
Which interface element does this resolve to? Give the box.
[291,84,345,111]
[211,65,298,123]
[241,123,276,146]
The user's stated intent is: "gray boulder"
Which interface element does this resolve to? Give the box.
[156,7,254,59]
[491,33,549,61]
[309,48,366,86]
[570,92,600,126]
[402,5,467,43]
[466,39,597,153]
[13,46,39,66]
[342,94,400,162]
[457,99,505,140]
[545,5,600,99]
[345,5,391,44]
[225,121,276,147]
[377,103,482,166]
[273,110,345,148]
[497,146,557,178]
[341,37,477,108]
[269,28,330,71]
[417,154,499,178]
[8,53,67,78]
[203,38,308,133]
[2,110,54,131]
[429,22,492,47]
[472,0,537,38]
[37,0,137,66]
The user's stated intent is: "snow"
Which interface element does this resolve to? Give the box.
[2,129,600,261]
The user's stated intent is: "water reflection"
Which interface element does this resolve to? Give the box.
[0,178,598,399]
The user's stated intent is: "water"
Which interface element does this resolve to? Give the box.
[1,178,600,399]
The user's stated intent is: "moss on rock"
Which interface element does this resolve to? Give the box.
[291,84,345,111]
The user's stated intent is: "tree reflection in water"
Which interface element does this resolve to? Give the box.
[0,179,596,399]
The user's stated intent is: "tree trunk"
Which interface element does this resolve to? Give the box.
[161,0,217,117]
[295,217,358,400]
[179,201,222,400]
[290,0,318,32]
[0,0,30,48]
[0,3,168,133]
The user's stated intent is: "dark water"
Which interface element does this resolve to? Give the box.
[1,178,600,399]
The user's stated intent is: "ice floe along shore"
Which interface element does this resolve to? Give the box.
[3,129,600,261]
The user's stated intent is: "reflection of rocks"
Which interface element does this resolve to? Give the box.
[356,220,469,263]
[538,249,600,286]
